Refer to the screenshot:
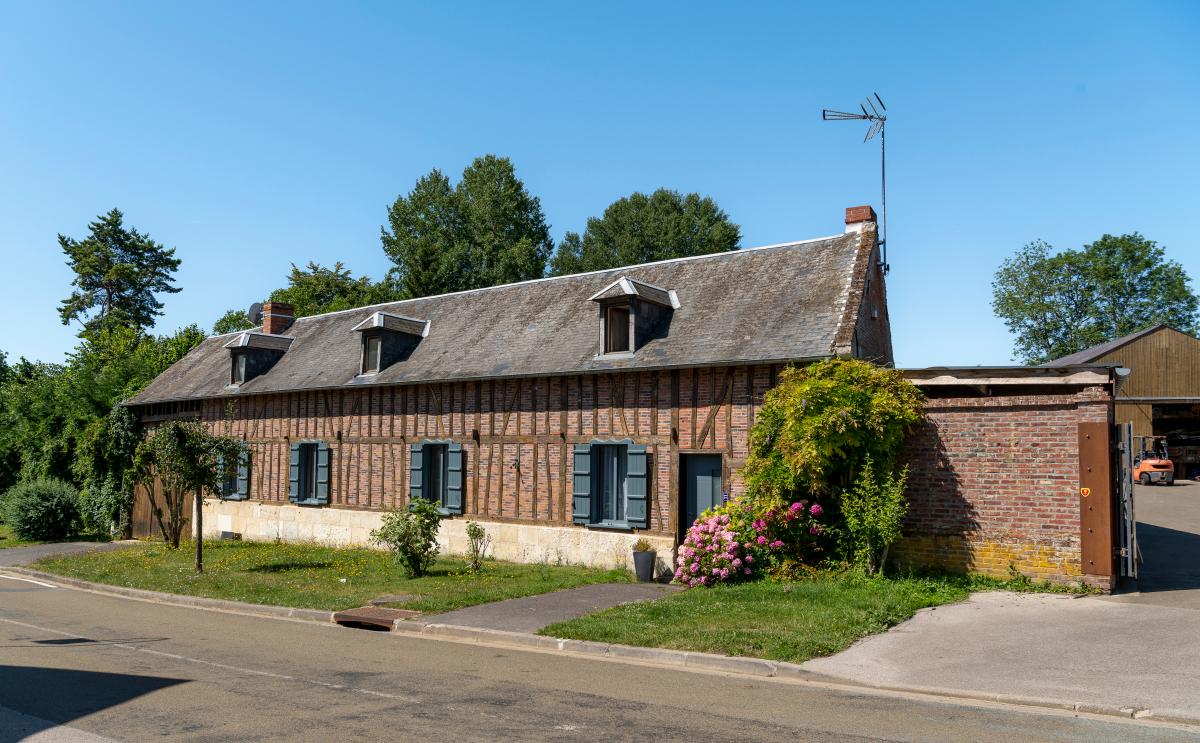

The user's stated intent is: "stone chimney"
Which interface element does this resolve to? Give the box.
[844,205,877,233]
[261,302,295,335]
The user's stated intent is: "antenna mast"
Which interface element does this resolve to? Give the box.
[822,93,889,273]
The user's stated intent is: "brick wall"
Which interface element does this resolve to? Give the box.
[895,385,1111,583]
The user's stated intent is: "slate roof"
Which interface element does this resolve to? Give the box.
[128,231,868,405]
[1043,325,1168,367]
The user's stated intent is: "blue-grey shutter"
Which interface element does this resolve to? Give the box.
[288,443,300,503]
[235,447,250,500]
[315,442,330,505]
[625,444,648,528]
[445,442,464,514]
[572,444,593,524]
[408,442,424,503]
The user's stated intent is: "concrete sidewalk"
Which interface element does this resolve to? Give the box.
[418,582,680,633]
[802,591,1200,723]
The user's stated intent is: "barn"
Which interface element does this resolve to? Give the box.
[1047,325,1200,480]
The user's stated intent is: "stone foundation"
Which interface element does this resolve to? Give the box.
[201,498,676,577]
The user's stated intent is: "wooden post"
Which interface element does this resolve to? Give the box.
[194,488,204,574]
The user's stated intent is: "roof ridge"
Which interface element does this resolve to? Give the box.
[212,233,845,333]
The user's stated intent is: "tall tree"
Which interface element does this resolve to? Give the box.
[267,261,392,317]
[457,155,553,287]
[382,156,551,298]
[549,189,741,276]
[58,209,181,336]
[382,170,466,298]
[993,234,1199,364]
[212,309,255,334]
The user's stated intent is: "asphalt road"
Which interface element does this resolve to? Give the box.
[2,578,1198,742]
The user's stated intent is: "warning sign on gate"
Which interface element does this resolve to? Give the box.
[1079,487,1091,498]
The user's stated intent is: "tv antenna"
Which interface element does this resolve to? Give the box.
[822,92,889,272]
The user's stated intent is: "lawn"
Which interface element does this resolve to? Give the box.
[33,539,631,613]
[539,572,1088,664]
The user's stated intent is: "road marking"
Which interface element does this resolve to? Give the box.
[0,574,58,588]
[0,616,419,703]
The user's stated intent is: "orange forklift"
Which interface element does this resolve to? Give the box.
[1133,435,1175,485]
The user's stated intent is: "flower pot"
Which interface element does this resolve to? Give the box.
[632,550,656,582]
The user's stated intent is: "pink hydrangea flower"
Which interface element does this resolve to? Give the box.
[810,503,823,517]
[690,562,700,573]
[770,539,784,548]
[732,558,742,568]
[756,535,767,545]
[745,555,753,563]
[809,525,822,536]
[744,568,752,575]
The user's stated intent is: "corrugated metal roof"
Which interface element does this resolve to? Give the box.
[128,231,867,404]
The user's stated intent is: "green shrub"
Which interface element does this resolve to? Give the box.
[370,499,443,577]
[2,479,82,541]
[79,477,132,538]
[464,520,492,572]
[841,458,908,574]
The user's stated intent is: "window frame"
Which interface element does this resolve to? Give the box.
[231,352,248,385]
[592,443,628,525]
[603,303,632,355]
[422,442,449,506]
[361,334,382,375]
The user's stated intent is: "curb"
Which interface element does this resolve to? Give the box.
[9,566,1199,729]
[395,619,826,679]
[1,566,334,625]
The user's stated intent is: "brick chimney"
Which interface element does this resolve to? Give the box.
[261,302,295,335]
[844,205,877,233]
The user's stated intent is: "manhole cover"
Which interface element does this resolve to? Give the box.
[334,606,422,631]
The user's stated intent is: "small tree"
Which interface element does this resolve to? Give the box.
[371,499,443,577]
[132,420,241,572]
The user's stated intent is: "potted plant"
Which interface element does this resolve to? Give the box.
[632,537,656,582]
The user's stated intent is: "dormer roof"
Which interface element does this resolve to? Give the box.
[351,311,430,337]
[588,277,679,309]
[222,332,294,352]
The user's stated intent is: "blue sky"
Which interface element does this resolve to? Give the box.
[1,1,1196,367]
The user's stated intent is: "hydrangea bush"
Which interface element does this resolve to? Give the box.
[674,495,825,587]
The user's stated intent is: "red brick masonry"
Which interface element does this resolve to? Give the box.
[897,384,1111,586]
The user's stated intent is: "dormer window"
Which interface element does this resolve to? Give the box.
[224,331,293,388]
[233,353,248,384]
[362,335,382,374]
[605,305,631,353]
[352,311,428,377]
[590,277,678,357]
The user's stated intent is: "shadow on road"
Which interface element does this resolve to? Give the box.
[0,665,187,742]
[1135,522,1200,592]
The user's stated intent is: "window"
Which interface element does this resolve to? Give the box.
[218,447,250,501]
[362,335,382,374]
[232,354,247,384]
[605,305,631,353]
[594,444,626,522]
[289,441,330,506]
[424,444,446,501]
[572,441,648,528]
[408,441,464,514]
